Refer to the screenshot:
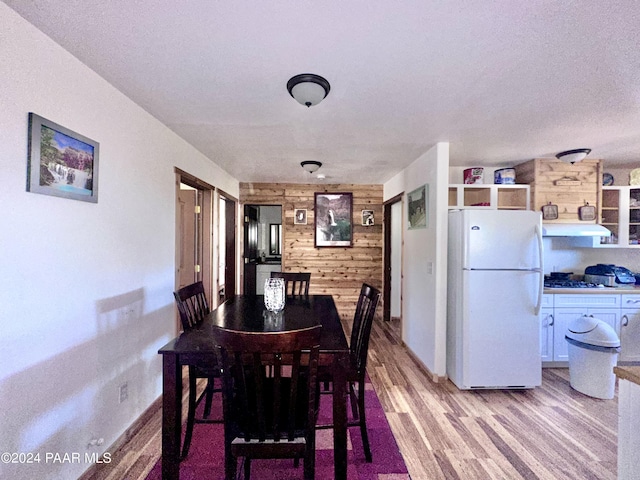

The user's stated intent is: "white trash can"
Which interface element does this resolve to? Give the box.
[565,316,620,400]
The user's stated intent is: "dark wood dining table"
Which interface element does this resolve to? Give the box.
[158,294,350,479]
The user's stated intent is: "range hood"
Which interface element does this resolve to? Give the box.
[542,224,611,237]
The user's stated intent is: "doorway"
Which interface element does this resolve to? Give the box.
[175,170,237,324]
[217,191,237,304]
[383,194,403,326]
[243,204,282,295]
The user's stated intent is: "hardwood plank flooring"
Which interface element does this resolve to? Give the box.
[81,317,617,480]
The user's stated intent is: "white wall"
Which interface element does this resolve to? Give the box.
[0,5,238,479]
[384,143,450,377]
[390,201,402,317]
[544,238,640,274]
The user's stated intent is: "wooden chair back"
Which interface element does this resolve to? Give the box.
[174,281,210,331]
[350,283,381,374]
[270,271,311,297]
[213,325,321,479]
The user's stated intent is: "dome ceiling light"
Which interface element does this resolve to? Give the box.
[556,148,591,164]
[287,74,330,107]
[300,161,322,173]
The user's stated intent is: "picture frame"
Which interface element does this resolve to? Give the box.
[294,208,307,225]
[362,209,374,226]
[27,113,99,203]
[407,184,428,229]
[314,192,353,247]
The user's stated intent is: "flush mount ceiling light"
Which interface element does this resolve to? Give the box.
[556,148,592,164]
[301,161,322,173]
[287,74,330,107]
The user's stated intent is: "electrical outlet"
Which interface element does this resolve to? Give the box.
[119,382,128,403]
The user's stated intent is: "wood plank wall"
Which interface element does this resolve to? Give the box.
[515,158,603,222]
[240,183,383,321]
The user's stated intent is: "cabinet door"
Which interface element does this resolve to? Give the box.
[587,308,620,336]
[553,310,585,361]
[540,308,554,363]
[620,309,640,363]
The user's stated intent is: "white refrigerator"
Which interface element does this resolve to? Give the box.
[447,209,543,389]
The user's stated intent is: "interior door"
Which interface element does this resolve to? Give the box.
[177,187,200,289]
[223,194,237,301]
[243,205,258,294]
[383,194,403,322]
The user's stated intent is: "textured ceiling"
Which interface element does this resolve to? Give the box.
[4,0,640,184]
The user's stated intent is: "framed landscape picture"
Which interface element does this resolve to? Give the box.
[27,113,99,203]
[314,192,352,247]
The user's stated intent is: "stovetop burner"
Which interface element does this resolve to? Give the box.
[544,278,598,288]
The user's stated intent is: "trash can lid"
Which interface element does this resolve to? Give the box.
[566,316,620,348]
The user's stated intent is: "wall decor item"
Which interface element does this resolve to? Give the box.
[314,192,352,247]
[407,184,428,229]
[294,208,307,225]
[541,202,559,220]
[362,209,374,226]
[27,113,99,203]
[578,202,596,221]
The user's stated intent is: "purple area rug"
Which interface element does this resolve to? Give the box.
[146,378,410,479]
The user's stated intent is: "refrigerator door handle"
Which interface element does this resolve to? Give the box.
[534,224,543,316]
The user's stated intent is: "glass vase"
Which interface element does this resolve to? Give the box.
[264,277,285,312]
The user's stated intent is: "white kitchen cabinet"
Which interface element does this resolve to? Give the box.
[255,264,281,295]
[598,186,640,248]
[540,308,554,363]
[620,294,640,363]
[539,294,554,363]
[542,294,621,365]
[448,184,530,210]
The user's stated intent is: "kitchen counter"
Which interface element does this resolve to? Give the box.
[615,366,640,386]
[544,285,640,294]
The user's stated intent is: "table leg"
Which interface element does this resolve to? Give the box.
[332,356,348,480]
[162,354,182,479]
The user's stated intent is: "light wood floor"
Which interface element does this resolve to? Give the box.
[82,317,618,480]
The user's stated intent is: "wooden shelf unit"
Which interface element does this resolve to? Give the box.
[448,184,530,210]
[599,186,640,247]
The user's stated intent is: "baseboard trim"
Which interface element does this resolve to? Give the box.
[402,342,447,383]
[78,395,162,480]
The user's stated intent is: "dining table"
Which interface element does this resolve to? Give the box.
[158,294,350,479]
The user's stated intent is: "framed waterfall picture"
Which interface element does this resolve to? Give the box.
[407,184,428,229]
[27,113,99,203]
[314,192,353,247]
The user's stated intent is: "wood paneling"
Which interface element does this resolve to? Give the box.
[240,182,383,320]
[515,158,603,222]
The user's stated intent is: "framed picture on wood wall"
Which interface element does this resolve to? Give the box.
[294,208,307,225]
[314,192,353,247]
[27,113,99,203]
[362,209,374,226]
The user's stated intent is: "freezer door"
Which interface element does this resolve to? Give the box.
[460,270,542,388]
[461,210,542,270]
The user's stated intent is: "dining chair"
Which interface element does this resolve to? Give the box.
[173,281,222,460]
[270,271,311,297]
[212,325,322,480]
[317,283,381,462]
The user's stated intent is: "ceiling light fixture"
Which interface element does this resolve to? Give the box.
[301,161,322,173]
[556,148,591,164]
[287,74,330,107]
